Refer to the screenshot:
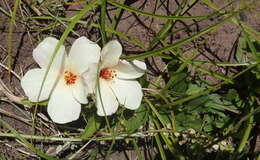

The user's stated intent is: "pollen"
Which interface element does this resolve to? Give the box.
[64,71,78,85]
[100,68,117,80]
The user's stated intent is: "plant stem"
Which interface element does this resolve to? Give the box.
[100,0,107,45]
[236,97,254,153]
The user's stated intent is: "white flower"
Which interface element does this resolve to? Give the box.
[21,37,100,124]
[95,40,146,116]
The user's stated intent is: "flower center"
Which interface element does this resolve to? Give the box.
[100,68,117,80]
[64,71,78,85]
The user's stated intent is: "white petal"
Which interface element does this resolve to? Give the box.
[96,79,118,116]
[82,63,99,94]
[114,60,146,79]
[33,37,65,71]
[72,77,88,104]
[112,78,143,110]
[21,68,59,102]
[68,37,101,74]
[47,81,81,124]
[101,40,122,68]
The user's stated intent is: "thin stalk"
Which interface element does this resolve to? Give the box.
[68,141,92,159]
[7,0,20,72]
[152,115,174,154]
[236,102,254,153]
[132,139,143,160]
[0,129,179,142]
[107,0,126,39]
[150,115,166,160]
[0,6,11,17]
[100,0,107,44]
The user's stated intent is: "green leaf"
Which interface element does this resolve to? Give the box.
[203,124,213,132]
[225,89,239,101]
[124,105,148,133]
[236,37,248,63]
[205,94,240,114]
[207,108,227,118]
[176,112,202,131]
[21,98,48,107]
[159,110,171,124]
[169,72,188,93]
[203,115,213,132]
[81,113,101,139]
[236,35,260,79]
[251,64,260,79]
[186,83,206,95]
[215,117,230,129]
[186,96,209,111]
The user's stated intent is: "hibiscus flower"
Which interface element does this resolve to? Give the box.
[95,40,146,116]
[21,37,100,124]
